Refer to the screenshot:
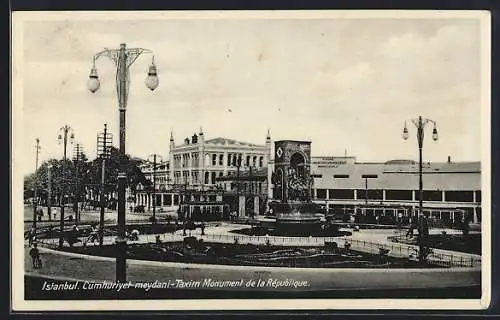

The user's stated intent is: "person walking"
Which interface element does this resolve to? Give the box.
[26,227,36,247]
[29,242,42,269]
[84,224,98,246]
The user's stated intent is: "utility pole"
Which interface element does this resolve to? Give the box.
[148,154,163,223]
[97,123,112,246]
[73,143,84,225]
[47,164,52,221]
[58,125,75,248]
[33,138,41,228]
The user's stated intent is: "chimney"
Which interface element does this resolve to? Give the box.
[447,156,451,163]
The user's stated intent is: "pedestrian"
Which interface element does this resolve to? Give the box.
[67,225,81,247]
[29,242,42,269]
[26,227,36,247]
[85,224,98,245]
[129,229,140,241]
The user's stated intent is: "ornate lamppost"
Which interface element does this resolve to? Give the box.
[58,125,75,248]
[87,43,159,282]
[403,115,438,263]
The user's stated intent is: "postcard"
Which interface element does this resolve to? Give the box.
[11,10,491,311]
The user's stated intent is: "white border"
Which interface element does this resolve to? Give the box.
[11,10,492,311]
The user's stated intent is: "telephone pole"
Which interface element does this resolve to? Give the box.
[73,143,84,225]
[47,163,52,221]
[97,123,113,246]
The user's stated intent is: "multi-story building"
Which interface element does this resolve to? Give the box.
[135,128,272,215]
[169,128,272,189]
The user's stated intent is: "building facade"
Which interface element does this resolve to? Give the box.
[306,157,481,225]
[135,129,272,215]
[135,132,481,225]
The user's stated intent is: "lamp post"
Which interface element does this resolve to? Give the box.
[403,115,438,263]
[88,43,159,282]
[58,125,75,248]
[147,154,163,223]
[33,138,41,228]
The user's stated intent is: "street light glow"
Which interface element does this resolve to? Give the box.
[87,67,101,93]
[145,62,159,91]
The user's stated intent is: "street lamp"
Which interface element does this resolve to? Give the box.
[402,116,438,263]
[147,154,163,223]
[88,43,158,282]
[58,125,75,248]
[33,138,41,229]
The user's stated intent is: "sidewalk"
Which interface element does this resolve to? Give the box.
[24,244,481,292]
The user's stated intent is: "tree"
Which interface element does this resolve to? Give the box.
[23,147,148,211]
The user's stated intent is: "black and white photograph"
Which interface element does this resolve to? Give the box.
[11,10,491,311]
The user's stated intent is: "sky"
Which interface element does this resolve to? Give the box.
[16,12,487,176]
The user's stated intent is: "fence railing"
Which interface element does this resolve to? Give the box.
[36,231,481,268]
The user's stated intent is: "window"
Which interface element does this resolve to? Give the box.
[445,191,474,202]
[164,194,172,206]
[173,195,179,205]
[219,154,224,166]
[209,195,216,202]
[415,190,443,202]
[356,189,383,200]
[253,156,257,167]
[362,174,378,179]
[212,154,217,166]
[333,174,349,179]
[311,174,323,178]
[385,190,412,201]
[246,155,250,167]
[366,189,383,200]
[329,189,355,200]
[227,154,232,166]
[259,156,264,167]
[475,190,481,202]
[211,172,216,184]
[316,189,327,199]
[205,172,209,184]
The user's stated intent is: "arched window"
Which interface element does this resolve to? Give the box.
[219,154,224,166]
[253,156,257,167]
